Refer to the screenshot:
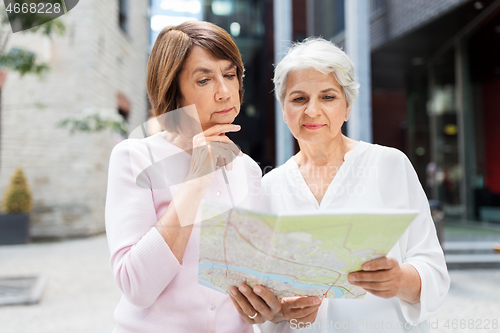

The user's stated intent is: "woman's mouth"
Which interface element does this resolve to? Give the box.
[216,107,233,114]
[303,123,325,130]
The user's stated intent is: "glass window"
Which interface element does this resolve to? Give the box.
[203,0,272,166]
[119,0,129,33]
[370,0,386,18]
[427,49,463,218]
[309,0,345,39]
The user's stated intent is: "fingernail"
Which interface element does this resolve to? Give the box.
[348,275,355,282]
[363,264,370,271]
[239,285,247,293]
[230,289,237,296]
[314,298,321,304]
[254,287,262,294]
[238,151,243,156]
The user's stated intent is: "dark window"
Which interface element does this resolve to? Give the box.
[119,0,129,33]
[118,108,129,122]
[117,92,130,122]
[370,0,386,17]
[309,0,345,40]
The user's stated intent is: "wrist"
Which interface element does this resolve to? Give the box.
[183,173,213,189]
[397,264,421,303]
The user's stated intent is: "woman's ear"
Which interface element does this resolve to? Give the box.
[345,108,351,121]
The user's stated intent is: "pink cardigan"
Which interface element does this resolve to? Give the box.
[105,132,261,332]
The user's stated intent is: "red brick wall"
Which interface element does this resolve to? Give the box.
[483,78,500,193]
[372,90,407,151]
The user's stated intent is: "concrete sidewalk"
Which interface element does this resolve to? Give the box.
[0,235,121,333]
[1,235,499,333]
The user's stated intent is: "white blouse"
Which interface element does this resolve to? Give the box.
[258,141,450,333]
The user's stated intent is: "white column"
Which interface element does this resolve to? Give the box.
[345,0,372,143]
[274,0,294,166]
[306,0,315,36]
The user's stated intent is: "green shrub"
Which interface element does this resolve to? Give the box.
[2,168,32,214]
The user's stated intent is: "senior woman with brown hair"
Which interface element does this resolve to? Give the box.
[105,21,262,332]
[230,37,450,333]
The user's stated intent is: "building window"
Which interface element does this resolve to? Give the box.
[119,0,129,33]
[307,0,345,41]
[117,92,130,122]
[370,0,386,18]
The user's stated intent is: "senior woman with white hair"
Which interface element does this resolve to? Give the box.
[229,37,450,333]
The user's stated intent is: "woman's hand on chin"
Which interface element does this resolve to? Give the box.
[185,124,242,184]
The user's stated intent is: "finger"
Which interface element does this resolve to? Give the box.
[208,143,233,163]
[230,287,257,318]
[206,138,241,156]
[202,143,236,168]
[364,289,395,299]
[229,290,254,325]
[224,141,242,156]
[289,308,319,325]
[350,281,393,291]
[207,145,216,172]
[253,285,281,313]
[203,124,241,137]
[362,256,397,271]
[192,130,232,151]
[349,271,391,283]
[282,296,322,309]
[192,133,209,149]
[238,284,273,319]
[205,138,241,158]
[213,148,236,168]
[224,158,233,171]
[285,303,321,320]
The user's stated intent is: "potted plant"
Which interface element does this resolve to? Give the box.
[0,168,32,245]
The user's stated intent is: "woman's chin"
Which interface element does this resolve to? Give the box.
[296,133,331,144]
[212,115,237,125]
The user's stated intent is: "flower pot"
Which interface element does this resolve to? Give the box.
[0,214,30,245]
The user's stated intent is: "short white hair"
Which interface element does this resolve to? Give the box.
[273,37,360,110]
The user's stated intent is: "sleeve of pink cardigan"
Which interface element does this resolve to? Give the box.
[105,140,183,308]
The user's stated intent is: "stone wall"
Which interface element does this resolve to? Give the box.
[0,0,150,237]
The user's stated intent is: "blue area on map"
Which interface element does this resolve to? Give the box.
[199,261,345,298]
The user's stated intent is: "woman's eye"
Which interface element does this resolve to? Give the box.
[293,97,305,102]
[324,95,335,100]
[225,74,236,79]
[197,79,209,85]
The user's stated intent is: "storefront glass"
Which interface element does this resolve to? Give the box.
[427,49,464,218]
[203,0,273,166]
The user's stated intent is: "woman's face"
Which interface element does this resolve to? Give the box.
[283,68,350,144]
[178,45,240,132]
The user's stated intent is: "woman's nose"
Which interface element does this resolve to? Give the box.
[304,99,321,117]
[215,80,231,101]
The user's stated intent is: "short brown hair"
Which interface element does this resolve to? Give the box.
[147,21,245,123]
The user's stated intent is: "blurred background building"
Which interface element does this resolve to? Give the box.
[364,0,500,224]
[0,0,151,237]
[177,0,500,225]
[1,0,499,238]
